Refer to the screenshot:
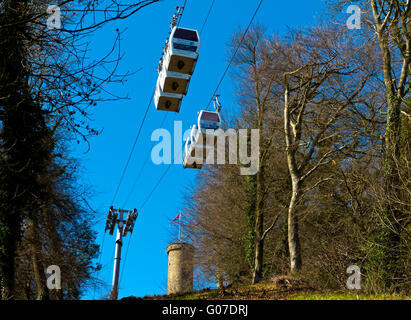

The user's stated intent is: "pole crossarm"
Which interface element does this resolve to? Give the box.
[105,207,138,236]
[104,206,138,299]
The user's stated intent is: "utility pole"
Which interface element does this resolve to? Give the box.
[105,206,138,300]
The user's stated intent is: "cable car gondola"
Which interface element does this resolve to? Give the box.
[155,26,200,113]
[182,97,223,169]
[163,27,200,76]
[158,64,191,95]
[183,135,204,169]
[154,78,183,112]
[184,124,215,169]
[183,112,222,169]
[192,110,222,148]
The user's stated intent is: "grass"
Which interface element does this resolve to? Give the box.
[288,293,410,300]
[140,281,410,301]
[138,274,410,301]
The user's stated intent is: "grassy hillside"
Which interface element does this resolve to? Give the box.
[140,279,410,301]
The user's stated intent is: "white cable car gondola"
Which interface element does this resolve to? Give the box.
[158,64,191,95]
[198,110,221,132]
[183,97,223,169]
[192,110,222,148]
[154,77,183,112]
[183,125,208,169]
[183,136,203,170]
[163,27,200,76]
[183,112,222,169]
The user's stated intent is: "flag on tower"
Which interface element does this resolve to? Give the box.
[170,212,181,226]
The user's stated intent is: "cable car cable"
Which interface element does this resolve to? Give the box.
[178,0,188,26]
[200,0,215,35]
[110,90,154,206]
[205,0,264,110]
[99,91,153,299]
[118,0,189,209]
[129,0,264,214]
[118,0,263,296]
[119,234,132,288]
[139,158,176,212]
[121,112,169,208]
[117,0,190,292]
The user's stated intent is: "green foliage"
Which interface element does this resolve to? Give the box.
[288,293,409,300]
[244,175,256,271]
[364,227,395,292]
[363,98,410,294]
[280,216,289,258]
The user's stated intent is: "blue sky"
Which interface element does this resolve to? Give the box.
[73,0,328,299]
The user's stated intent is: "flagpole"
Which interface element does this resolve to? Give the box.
[178,212,181,242]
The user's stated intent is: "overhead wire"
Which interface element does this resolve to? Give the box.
[110,90,155,206]
[117,0,189,293]
[178,0,188,25]
[200,0,215,35]
[205,0,264,110]
[119,155,177,288]
[118,0,188,210]
[133,0,218,212]
[134,0,265,210]
[139,158,176,212]
[95,90,153,300]
[116,0,265,296]
[119,238,131,287]
[121,112,168,208]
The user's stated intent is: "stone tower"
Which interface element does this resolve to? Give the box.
[166,242,194,295]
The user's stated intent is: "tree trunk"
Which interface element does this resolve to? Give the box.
[0,0,29,299]
[369,2,409,289]
[284,87,302,273]
[244,175,256,272]
[288,178,302,273]
[31,247,49,300]
[252,165,265,284]
[29,220,49,300]
[216,266,224,289]
[0,1,53,298]
[252,234,264,283]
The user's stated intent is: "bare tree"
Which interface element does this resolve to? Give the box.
[231,26,288,283]
[327,0,410,292]
[368,0,410,289]
[0,0,159,299]
[282,25,379,273]
[184,165,250,287]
